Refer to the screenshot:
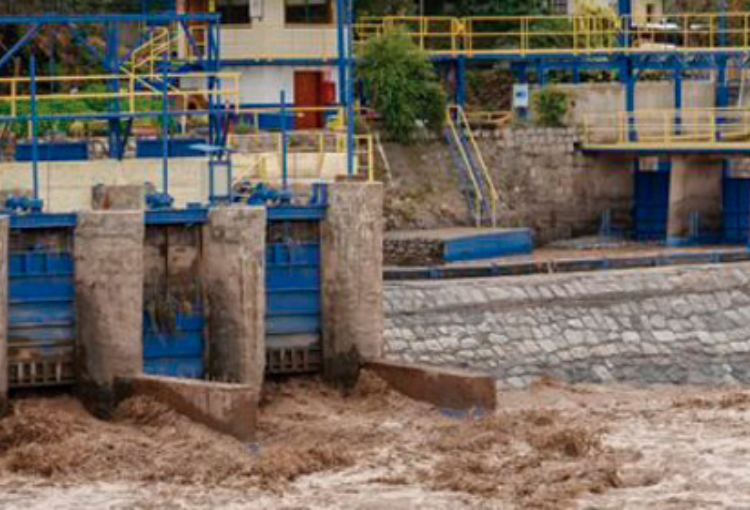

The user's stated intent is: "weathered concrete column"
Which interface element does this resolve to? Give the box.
[91,184,145,210]
[667,156,723,245]
[202,206,266,393]
[321,181,384,386]
[75,211,145,418]
[0,217,9,417]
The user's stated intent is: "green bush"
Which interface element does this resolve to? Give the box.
[357,29,446,143]
[531,87,569,128]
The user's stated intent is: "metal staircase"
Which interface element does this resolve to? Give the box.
[444,105,498,227]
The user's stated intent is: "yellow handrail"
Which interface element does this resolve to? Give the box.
[446,108,483,227]
[582,107,750,147]
[0,72,242,117]
[454,105,498,227]
[227,131,375,182]
[356,13,750,55]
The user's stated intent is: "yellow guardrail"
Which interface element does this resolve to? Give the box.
[446,108,484,227]
[228,131,375,182]
[463,110,513,129]
[582,107,750,147]
[356,13,750,55]
[0,72,242,117]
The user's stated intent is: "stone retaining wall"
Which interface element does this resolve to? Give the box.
[384,263,750,388]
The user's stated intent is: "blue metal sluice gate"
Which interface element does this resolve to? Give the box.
[266,218,323,375]
[9,250,76,388]
[143,310,205,378]
[722,177,750,245]
[633,163,670,242]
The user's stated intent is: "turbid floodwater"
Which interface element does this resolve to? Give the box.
[0,375,749,509]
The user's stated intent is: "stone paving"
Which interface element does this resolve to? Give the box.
[384,263,750,387]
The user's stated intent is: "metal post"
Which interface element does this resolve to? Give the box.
[281,90,289,191]
[30,55,39,201]
[162,51,170,197]
[345,0,355,177]
[618,0,632,48]
[674,60,682,136]
[106,22,121,159]
[456,56,466,106]
[335,0,346,105]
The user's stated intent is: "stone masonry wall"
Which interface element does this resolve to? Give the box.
[477,128,633,244]
[384,263,750,388]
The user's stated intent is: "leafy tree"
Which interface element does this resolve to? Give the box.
[357,29,446,142]
[532,87,569,127]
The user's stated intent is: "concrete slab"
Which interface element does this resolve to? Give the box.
[365,360,497,412]
[114,375,258,442]
[385,227,533,266]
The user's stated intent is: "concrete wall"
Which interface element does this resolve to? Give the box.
[667,157,723,243]
[478,128,633,243]
[75,211,145,417]
[554,81,717,131]
[322,182,384,385]
[177,0,339,60]
[384,262,750,388]
[0,151,351,212]
[202,207,266,393]
[0,217,8,416]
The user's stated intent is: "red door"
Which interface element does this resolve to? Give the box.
[294,71,324,129]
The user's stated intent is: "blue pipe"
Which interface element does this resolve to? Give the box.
[162,51,170,196]
[335,0,346,105]
[281,90,289,190]
[30,56,39,201]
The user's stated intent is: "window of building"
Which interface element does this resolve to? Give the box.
[547,0,569,14]
[646,3,655,22]
[216,0,250,25]
[285,0,332,25]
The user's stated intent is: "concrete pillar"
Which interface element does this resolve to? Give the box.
[91,184,144,210]
[667,157,723,245]
[321,182,384,386]
[75,211,145,418]
[202,207,266,394]
[0,217,8,417]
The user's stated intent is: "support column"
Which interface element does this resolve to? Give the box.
[0,217,8,417]
[667,156,723,245]
[321,182,384,386]
[75,211,145,418]
[203,207,266,394]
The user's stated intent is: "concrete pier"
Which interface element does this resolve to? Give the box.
[0,217,9,416]
[91,184,145,210]
[667,157,723,245]
[75,211,145,417]
[321,181,384,386]
[203,207,266,393]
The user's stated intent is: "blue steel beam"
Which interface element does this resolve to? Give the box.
[0,14,218,25]
[0,24,41,72]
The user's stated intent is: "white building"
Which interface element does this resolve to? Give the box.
[177,0,343,129]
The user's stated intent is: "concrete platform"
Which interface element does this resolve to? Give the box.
[365,360,497,411]
[114,375,258,442]
[385,228,533,266]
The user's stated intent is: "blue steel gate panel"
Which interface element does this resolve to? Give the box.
[8,251,76,388]
[143,311,205,378]
[722,177,750,244]
[634,170,670,241]
[266,239,322,374]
